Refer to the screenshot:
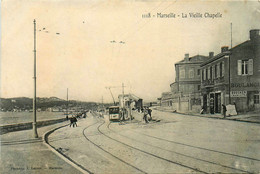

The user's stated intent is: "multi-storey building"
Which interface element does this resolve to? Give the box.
[169,54,208,113]
[160,92,173,107]
[201,29,260,113]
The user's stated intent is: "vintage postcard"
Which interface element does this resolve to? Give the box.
[1,0,260,173]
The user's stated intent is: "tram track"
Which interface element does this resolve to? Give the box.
[82,115,147,174]
[137,131,260,162]
[97,120,208,174]
[107,122,254,174]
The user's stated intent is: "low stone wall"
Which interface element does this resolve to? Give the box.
[0,118,68,135]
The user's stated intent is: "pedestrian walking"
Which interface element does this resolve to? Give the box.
[222,104,227,118]
[147,107,152,121]
[69,117,74,127]
[73,116,77,127]
[143,107,149,123]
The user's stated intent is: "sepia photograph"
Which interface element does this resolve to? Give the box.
[1,0,260,173]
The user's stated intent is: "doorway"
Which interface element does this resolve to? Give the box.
[210,94,214,114]
[215,93,221,113]
[203,95,207,112]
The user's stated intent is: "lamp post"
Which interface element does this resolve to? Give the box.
[33,19,38,138]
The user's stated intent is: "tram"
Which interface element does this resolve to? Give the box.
[108,106,120,121]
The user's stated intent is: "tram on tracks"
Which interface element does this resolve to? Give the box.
[108,106,121,121]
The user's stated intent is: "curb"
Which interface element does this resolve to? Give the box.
[154,108,260,124]
[42,123,92,174]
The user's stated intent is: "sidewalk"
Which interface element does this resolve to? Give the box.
[155,107,260,124]
[0,121,82,174]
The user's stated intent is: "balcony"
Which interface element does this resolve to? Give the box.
[202,76,225,87]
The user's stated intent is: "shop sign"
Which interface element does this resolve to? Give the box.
[231,82,260,88]
[231,91,247,97]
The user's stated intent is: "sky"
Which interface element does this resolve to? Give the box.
[1,0,260,103]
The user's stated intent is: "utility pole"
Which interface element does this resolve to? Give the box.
[102,96,104,110]
[122,83,125,109]
[66,88,69,120]
[122,83,125,120]
[229,23,232,104]
[33,19,38,138]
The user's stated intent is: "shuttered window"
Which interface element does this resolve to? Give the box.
[238,59,253,75]
[248,59,253,75]
[238,60,242,75]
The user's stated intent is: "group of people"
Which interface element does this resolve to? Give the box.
[201,104,228,118]
[143,107,152,123]
[69,116,78,127]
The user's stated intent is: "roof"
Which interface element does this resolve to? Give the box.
[118,93,142,101]
[175,55,208,65]
[201,40,251,66]
[109,106,120,108]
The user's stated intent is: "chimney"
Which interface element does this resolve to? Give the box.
[184,53,189,62]
[209,52,214,58]
[221,46,229,53]
[250,29,260,40]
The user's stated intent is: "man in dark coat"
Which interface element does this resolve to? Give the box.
[73,116,77,127]
[222,104,227,118]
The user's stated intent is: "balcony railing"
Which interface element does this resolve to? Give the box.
[202,76,225,87]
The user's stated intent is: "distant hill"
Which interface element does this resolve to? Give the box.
[0,97,98,112]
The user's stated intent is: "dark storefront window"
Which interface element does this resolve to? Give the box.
[254,94,259,104]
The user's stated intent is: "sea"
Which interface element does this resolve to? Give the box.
[0,111,67,126]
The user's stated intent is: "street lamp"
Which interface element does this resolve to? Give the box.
[33,19,38,138]
[32,19,60,138]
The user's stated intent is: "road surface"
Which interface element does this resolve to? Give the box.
[48,110,260,173]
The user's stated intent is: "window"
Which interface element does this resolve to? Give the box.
[242,60,248,75]
[206,68,208,80]
[215,64,218,78]
[198,85,201,91]
[189,69,194,78]
[254,94,259,104]
[222,61,225,76]
[238,59,253,75]
[180,67,185,78]
[220,62,223,77]
[197,69,200,76]
[202,69,204,80]
[210,66,213,80]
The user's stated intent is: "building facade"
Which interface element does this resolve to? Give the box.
[161,92,173,107]
[169,54,208,113]
[201,29,260,113]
